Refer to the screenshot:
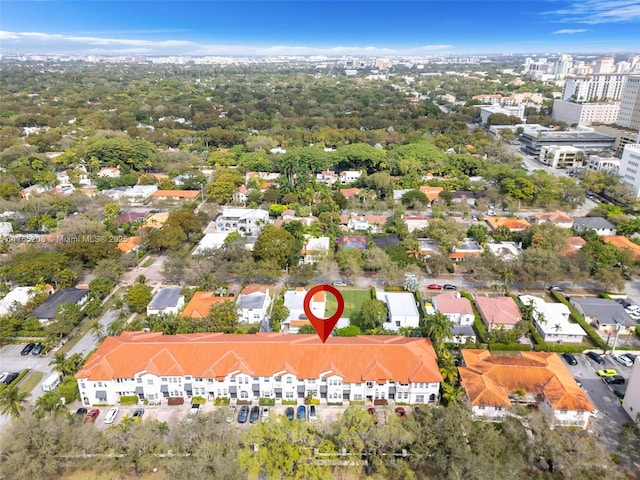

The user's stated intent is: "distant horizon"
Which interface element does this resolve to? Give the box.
[1,0,640,56]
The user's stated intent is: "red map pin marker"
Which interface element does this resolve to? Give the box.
[303,284,345,343]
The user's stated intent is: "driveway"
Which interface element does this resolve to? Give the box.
[67,310,118,358]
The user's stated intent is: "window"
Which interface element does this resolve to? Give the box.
[366,382,374,388]
[136,378,142,384]
[286,377,293,384]
[230,377,236,383]
[274,376,282,382]
[185,376,192,381]
[195,377,203,382]
[253,377,259,382]
[416,395,425,403]
[478,405,485,410]
[496,407,502,411]
[80,382,86,389]
[240,391,249,399]
[147,379,153,385]
[264,377,270,382]
[308,379,315,384]
[161,377,167,382]
[354,394,363,401]
[285,391,294,400]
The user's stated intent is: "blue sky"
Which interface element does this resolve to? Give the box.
[1,1,639,56]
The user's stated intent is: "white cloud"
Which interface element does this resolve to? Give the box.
[544,0,640,24]
[552,29,588,34]
[0,30,452,56]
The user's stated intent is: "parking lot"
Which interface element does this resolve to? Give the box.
[564,351,637,461]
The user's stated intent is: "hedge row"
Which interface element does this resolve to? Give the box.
[549,291,607,349]
[533,344,587,353]
[489,343,532,351]
[460,291,488,344]
[119,395,138,406]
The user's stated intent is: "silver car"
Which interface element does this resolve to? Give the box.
[613,354,633,367]
[104,407,119,424]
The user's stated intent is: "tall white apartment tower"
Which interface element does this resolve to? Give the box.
[562,74,630,102]
[593,56,615,74]
[618,76,640,130]
[619,143,640,199]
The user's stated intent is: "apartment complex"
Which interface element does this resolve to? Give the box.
[620,143,640,199]
[618,76,640,130]
[75,332,443,406]
[562,74,638,102]
[551,100,620,126]
[539,145,586,169]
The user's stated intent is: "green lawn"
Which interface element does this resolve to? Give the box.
[325,288,372,320]
[18,370,43,394]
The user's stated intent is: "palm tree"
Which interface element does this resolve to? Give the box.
[424,312,453,346]
[49,351,68,376]
[0,385,30,418]
[89,320,105,341]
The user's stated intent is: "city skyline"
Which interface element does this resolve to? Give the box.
[1,0,640,57]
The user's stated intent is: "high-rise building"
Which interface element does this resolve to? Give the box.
[562,74,633,102]
[618,76,640,130]
[593,56,615,74]
[619,143,640,199]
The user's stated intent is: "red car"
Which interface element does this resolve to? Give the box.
[367,407,378,425]
[84,409,100,423]
[427,284,443,290]
[395,407,406,418]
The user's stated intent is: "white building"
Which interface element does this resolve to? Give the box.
[573,217,617,236]
[215,208,270,236]
[551,100,620,126]
[619,144,640,199]
[75,332,443,406]
[622,360,640,424]
[588,153,621,174]
[281,288,327,334]
[300,236,330,265]
[562,74,635,102]
[432,292,476,344]
[539,145,586,169]
[376,291,420,331]
[618,76,640,130]
[192,232,231,256]
[0,286,36,316]
[147,287,185,316]
[519,295,587,343]
[339,170,363,184]
[236,285,271,323]
[480,104,526,125]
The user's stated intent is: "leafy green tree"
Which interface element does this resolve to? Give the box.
[88,277,115,301]
[357,299,388,331]
[467,224,489,245]
[336,325,361,337]
[424,218,466,253]
[253,226,298,269]
[424,311,453,346]
[125,283,153,313]
[270,303,290,333]
[298,325,316,334]
[208,300,239,332]
[401,189,428,208]
[0,385,29,418]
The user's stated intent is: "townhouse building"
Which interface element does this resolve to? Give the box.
[75,332,442,406]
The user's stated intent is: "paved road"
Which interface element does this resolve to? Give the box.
[67,310,118,358]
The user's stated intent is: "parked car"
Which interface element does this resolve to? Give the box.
[20,343,36,355]
[190,403,201,416]
[226,406,237,423]
[443,284,457,290]
[395,407,406,418]
[586,351,605,365]
[367,407,378,424]
[285,406,295,421]
[613,354,633,367]
[132,408,144,419]
[597,368,618,377]
[84,409,100,423]
[616,298,632,308]
[332,281,348,287]
[261,406,269,421]
[562,353,578,366]
[613,389,625,400]
[249,406,260,423]
[622,353,637,364]
[31,343,43,355]
[75,407,88,417]
[1,372,19,385]
[604,375,625,385]
[0,372,8,384]
[296,405,306,421]
[237,405,249,423]
[308,405,318,422]
[427,284,443,290]
[574,378,583,388]
[104,407,119,424]
[548,285,565,292]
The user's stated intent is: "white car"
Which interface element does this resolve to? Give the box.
[261,407,269,421]
[226,406,237,423]
[613,354,633,367]
[190,404,201,416]
[308,404,318,422]
[103,407,119,424]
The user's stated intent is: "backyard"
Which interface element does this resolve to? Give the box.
[325,288,372,321]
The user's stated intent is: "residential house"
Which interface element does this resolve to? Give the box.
[393,189,412,203]
[573,217,617,236]
[622,360,640,424]
[603,235,640,261]
[527,211,574,229]
[97,167,121,178]
[419,186,443,205]
[0,286,41,316]
[20,184,46,199]
[150,190,202,201]
[418,238,439,258]
[275,210,317,228]
[432,292,476,343]
[192,232,231,256]
[28,287,88,325]
[371,234,401,249]
[475,296,522,331]
[316,170,339,186]
[75,332,443,406]
[181,292,229,319]
[340,187,361,199]
[281,288,327,334]
[486,242,523,260]
[563,236,587,255]
[336,235,368,250]
[458,350,594,428]
[485,216,531,232]
[345,213,389,233]
[402,214,429,233]
[142,212,169,230]
[232,185,248,204]
[147,287,185,316]
[339,170,362,184]
[117,236,141,254]
[569,297,636,335]
[300,236,330,265]
[237,285,272,323]
[376,291,421,331]
[124,185,159,202]
[215,208,270,236]
[450,238,484,261]
[518,295,587,343]
[113,212,148,225]
[452,191,476,206]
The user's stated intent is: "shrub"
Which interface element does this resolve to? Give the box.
[191,395,206,405]
[167,397,184,406]
[259,397,276,406]
[237,399,251,405]
[370,287,377,299]
[304,397,320,405]
[282,400,297,405]
[213,397,230,406]
[373,399,388,406]
[350,400,365,405]
[119,395,138,406]
[489,343,532,351]
[327,402,343,406]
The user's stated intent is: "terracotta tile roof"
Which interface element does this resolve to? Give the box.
[340,187,361,198]
[240,285,268,295]
[433,292,473,316]
[459,350,593,411]
[562,236,587,255]
[528,211,573,224]
[181,292,229,319]
[312,291,326,302]
[142,213,169,229]
[485,216,531,231]
[151,190,201,199]
[603,235,640,261]
[419,186,444,202]
[117,236,141,253]
[76,332,443,384]
[475,296,521,326]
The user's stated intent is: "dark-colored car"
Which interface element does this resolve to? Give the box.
[1,372,19,385]
[237,405,249,423]
[623,353,637,364]
[285,406,295,421]
[132,408,145,419]
[296,405,306,421]
[613,389,625,400]
[604,375,625,385]
[443,284,457,290]
[75,407,88,417]
[84,409,100,423]
[562,353,578,366]
[395,407,406,418]
[20,343,36,355]
[31,343,43,356]
[249,406,260,423]
[586,351,605,365]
